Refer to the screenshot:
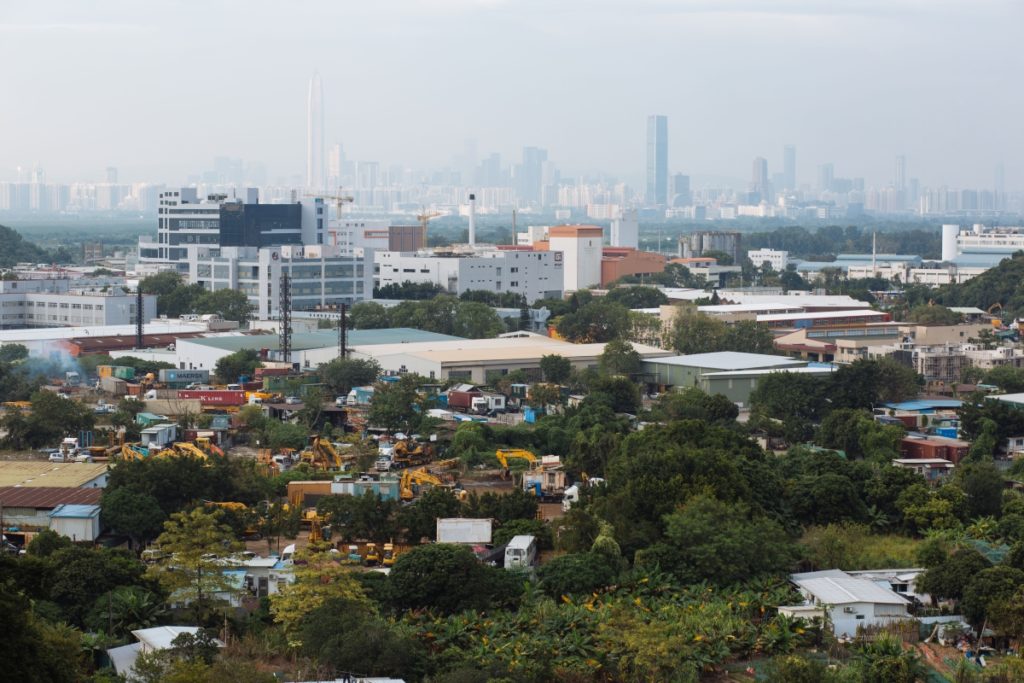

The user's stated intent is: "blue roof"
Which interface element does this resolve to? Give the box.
[49,503,100,519]
[835,253,923,263]
[884,401,962,411]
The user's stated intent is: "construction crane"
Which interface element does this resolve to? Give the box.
[303,188,354,214]
[416,209,442,241]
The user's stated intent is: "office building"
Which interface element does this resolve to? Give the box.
[646,115,668,205]
[895,155,907,192]
[517,146,547,206]
[191,244,372,320]
[818,163,834,193]
[0,279,156,329]
[751,156,770,202]
[671,174,691,207]
[610,209,639,249]
[374,247,563,303]
[137,189,320,274]
[306,73,325,189]
[783,145,796,191]
[747,248,789,272]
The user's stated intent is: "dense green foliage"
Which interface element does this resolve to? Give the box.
[0,224,56,267]
[140,271,254,324]
[349,295,506,338]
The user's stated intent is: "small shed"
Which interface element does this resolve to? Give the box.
[49,503,101,542]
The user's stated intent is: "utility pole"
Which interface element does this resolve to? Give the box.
[135,287,144,349]
[338,303,348,359]
[279,272,292,368]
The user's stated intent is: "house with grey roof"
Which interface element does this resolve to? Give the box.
[778,569,912,637]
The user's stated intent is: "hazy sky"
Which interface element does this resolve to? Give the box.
[2,0,1022,189]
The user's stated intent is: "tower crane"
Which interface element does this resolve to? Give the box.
[416,209,442,241]
[303,187,354,214]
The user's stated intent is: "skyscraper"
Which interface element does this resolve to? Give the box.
[818,163,834,193]
[751,157,770,201]
[895,155,907,192]
[517,146,548,206]
[306,73,325,189]
[783,145,796,190]
[646,115,668,206]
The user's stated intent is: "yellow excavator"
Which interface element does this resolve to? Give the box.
[195,436,224,457]
[170,442,209,460]
[300,435,345,470]
[495,448,538,477]
[399,467,445,501]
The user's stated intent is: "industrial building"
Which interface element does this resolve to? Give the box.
[641,352,812,405]
[600,248,665,286]
[678,231,742,262]
[190,243,374,319]
[352,333,674,384]
[0,461,109,488]
[0,278,156,330]
[374,247,563,303]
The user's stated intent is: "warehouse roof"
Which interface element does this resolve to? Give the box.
[0,486,103,507]
[644,352,805,371]
[757,309,888,323]
[702,366,834,378]
[0,462,108,488]
[49,503,100,519]
[184,328,463,352]
[356,337,672,365]
[0,321,208,344]
[793,571,909,606]
[881,400,962,411]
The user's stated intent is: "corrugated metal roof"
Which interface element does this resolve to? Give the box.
[0,486,103,508]
[795,575,909,605]
[184,328,464,352]
[0,462,108,488]
[645,352,805,371]
[49,503,101,518]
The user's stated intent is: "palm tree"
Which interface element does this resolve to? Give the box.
[88,586,166,640]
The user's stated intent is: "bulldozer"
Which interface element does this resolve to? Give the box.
[392,439,434,467]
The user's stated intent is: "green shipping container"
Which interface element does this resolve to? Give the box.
[112,366,136,380]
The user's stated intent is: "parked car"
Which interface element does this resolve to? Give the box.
[284,396,301,405]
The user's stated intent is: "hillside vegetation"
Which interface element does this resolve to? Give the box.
[0,224,57,268]
[932,251,1024,316]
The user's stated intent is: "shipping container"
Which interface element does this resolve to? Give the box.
[177,389,247,406]
[436,518,492,544]
[255,366,292,378]
[446,390,480,411]
[100,376,127,396]
[112,366,136,380]
[158,369,210,384]
[97,365,114,378]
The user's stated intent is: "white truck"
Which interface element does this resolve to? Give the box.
[503,534,538,570]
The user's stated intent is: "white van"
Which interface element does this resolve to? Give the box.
[503,534,537,570]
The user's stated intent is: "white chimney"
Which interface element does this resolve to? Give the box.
[468,192,476,246]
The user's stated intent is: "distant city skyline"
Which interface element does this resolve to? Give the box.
[0,1,1020,189]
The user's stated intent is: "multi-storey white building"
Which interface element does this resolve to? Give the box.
[374,248,563,303]
[189,244,372,320]
[747,248,789,272]
[548,225,603,292]
[0,279,156,329]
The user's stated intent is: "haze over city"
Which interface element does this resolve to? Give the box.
[3,0,1022,189]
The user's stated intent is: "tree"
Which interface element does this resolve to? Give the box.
[388,543,522,614]
[196,288,253,325]
[536,552,619,598]
[48,546,149,626]
[146,508,243,621]
[101,487,166,550]
[984,366,1024,394]
[598,339,642,376]
[587,375,641,414]
[0,582,84,683]
[648,387,738,424]
[270,542,372,640]
[555,299,631,342]
[367,375,425,433]
[539,354,572,383]
[1,390,96,449]
[25,528,72,558]
[452,301,505,339]
[0,343,28,363]
[318,357,380,397]
[961,460,1005,519]
[635,494,796,584]
[86,585,167,640]
[213,349,262,384]
[605,286,669,309]
[906,304,963,326]
[349,301,391,329]
[961,566,1024,630]
[723,320,776,354]
[664,311,727,355]
[918,548,992,602]
[299,597,427,679]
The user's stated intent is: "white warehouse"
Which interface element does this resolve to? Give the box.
[375,248,563,303]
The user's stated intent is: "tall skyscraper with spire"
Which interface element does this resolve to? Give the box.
[306,73,325,189]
